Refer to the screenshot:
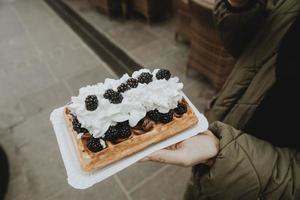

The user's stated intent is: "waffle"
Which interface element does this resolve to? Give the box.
[64,99,198,172]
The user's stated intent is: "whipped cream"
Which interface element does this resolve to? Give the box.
[68,69,184,138]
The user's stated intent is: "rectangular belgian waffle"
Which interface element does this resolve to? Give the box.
[64,99,198,172]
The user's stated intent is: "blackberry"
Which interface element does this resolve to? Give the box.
[103,89,115,99]
[126,78,139,88]
[104,121,131,143]
[117,83,129,93]
[104,126,119,142]
[110,92,123,104]
[85,95,98,111]
[160,110,174,124]
[80,128,89,134]
[174,103,187,115]
[117,120,129,127]
[72,117,82,133]
[87,137,103,153]
[72,117,89,134]
[156,69,171,80]
[103,89,123,104]
[147,109,161,122]
[116,121,131,139]
[138,72,153,84]
[137,117,145,127]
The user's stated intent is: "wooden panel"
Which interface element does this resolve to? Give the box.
[187,0,235,90]
[175,0,192,42]
[129,0,172,22]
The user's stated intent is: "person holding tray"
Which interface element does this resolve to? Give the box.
[142,0,300,199]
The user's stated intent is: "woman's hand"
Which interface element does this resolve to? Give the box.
[140,130,220,167]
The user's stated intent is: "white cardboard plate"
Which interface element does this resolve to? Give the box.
[50,94,208,189]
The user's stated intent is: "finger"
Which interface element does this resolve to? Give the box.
[201,130,214,137]
[174,142,183,149]
[165,145,175,150]
[147,149,186,166]
[139,157,150,162]
[165,142,183,150]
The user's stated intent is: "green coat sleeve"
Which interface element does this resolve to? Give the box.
[196,121,300,199]
[213,0,267,58]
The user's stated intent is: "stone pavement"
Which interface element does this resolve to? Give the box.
[0,0,216,199]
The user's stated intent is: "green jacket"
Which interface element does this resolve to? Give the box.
[186,0,300,199]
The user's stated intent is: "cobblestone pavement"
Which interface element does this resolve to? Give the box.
[0,0,216,199]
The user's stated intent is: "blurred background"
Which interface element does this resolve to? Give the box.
[0,0,235,199]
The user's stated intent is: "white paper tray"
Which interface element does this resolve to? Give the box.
[50,94,208,189]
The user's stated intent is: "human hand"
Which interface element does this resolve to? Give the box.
[140,130,220,167]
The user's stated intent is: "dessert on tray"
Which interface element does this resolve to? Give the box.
[64,69,198,172]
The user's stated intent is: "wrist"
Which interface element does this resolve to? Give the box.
[203,157,216,167]
[202,132,220,167]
